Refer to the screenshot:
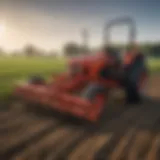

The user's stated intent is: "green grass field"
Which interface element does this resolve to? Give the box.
[0,56,159,99]
[0,57,66,98]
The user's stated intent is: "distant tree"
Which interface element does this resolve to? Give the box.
[23,44,37,57]
[150,44,160,57]
[23,44,47,57]
[140,43,160,58]
[79,45,90,55]
[140,44,152,56]
[63,42,80,57]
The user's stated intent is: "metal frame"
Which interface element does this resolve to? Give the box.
[103,17,136,47]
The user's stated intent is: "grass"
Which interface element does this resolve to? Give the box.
[0,56,159,100]
[0,57,67,98]
[147,58,160,73]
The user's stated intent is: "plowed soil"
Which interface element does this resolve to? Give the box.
[0,75,160,160]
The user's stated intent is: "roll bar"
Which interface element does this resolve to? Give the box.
[103,17,136,47]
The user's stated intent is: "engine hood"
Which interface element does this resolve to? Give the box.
[68,52,116,66]
[68,52,105,65]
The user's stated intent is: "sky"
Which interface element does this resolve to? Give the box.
[0,0,160,52]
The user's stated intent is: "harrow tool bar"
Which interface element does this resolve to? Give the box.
[14,84,103,122]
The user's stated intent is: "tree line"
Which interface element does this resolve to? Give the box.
[0,42,160,58]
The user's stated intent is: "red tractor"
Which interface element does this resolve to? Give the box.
[13,17,148,122]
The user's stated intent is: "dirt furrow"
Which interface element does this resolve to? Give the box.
[54,132,92,160]
[127,110,160,160]
[109,107,160,160]
[145,134,160,160]
[44,129,85,160]
[12,125,82,160]
[0,117,40,135]
[0,113,38,130]
[0,119,60,159]
[0,109,24,122]
[94,105,148,160]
